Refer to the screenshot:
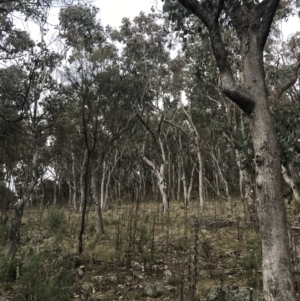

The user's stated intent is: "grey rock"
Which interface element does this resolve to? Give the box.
[125,275,133,282]
[93,275,106,284]
[131,261,144,271]
[143,282,166,298]
[163,269,172,277]
[207,286,264,301]
[76,265,85,278]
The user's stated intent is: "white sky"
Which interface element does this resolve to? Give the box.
[15,1,300,49]
[94,1,300,38]
[97,0,163,28]
[96,0,298,38]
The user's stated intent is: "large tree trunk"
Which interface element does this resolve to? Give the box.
[174,1,296,299]
[245,44,295,301]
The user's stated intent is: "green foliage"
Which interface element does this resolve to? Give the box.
[46,207,66,231]
[143,212,151,223]
[59,5,104,52]
[20,250,74,301]
[240,239,262,272]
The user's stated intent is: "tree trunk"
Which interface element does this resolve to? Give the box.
[79,150,88,212]
[282,164,300,203]
[100,161,106,210]
[235,149,257,222]
[173,1,296,299]
[177,158,181,202]
[78,149,90,254]
[71,152,78,210]
[196,143,205,211]
[7,151,38,258]
[141,137,169,213]
[91,164,104,234]
[244,46,295,300]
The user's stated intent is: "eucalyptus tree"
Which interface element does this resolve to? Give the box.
[59,5,136,240]
[264,31,300,204]
[163,0,300,299]
[1,43,61,257]
[59,4,107,250]
[116,12,174,213]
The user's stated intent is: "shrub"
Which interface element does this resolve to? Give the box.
[46,207,65,231]
[20,250,74,301]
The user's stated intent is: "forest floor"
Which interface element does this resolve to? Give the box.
[1,197,300,300]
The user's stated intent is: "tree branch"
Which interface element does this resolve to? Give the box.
[273,59,300,100]
[177,0,255,115]
[256,0,280,49]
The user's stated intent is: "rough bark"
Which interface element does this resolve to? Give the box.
[175,0,296,299]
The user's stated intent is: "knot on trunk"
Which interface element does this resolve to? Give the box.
[254,154,264,166]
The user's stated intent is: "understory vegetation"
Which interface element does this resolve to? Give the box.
[1,198,300,300]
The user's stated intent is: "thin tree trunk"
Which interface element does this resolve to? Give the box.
[282,164,300,203]
[79,150,88,212]
[7,151,38,258]
[196,143,205,211]
[91,163,104,234]
[211,149,232,212]
[177,158,181,202]
[100,161,106,211]
[71,152,78,210]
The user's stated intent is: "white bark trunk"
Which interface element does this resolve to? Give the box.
[71,152,77,210]
[282,164,300,203]
[79,150,88,212]
[91,164,104,234]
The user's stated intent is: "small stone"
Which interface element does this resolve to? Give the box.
[76,265,85,278]
[207,285,265,301]
[93,275,105,284]
[131,261,143,271]
[163,269,172,277]
[143,282,166,298]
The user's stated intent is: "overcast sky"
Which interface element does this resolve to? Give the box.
[96,0,298,37]
[21,1,300,46]
[97,0,163,28]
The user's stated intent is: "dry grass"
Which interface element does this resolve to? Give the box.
[0,197,288,300]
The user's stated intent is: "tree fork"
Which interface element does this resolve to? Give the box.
[173,0,297,299]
